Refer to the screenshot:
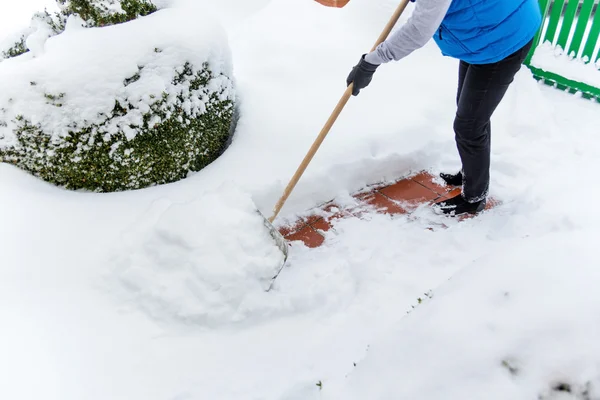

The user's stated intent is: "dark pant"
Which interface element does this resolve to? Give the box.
[454,39,533,202]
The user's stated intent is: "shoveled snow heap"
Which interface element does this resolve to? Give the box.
[108,183,287,328]
[0,7,233,147]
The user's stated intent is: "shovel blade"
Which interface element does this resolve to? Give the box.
[257,210,289,289]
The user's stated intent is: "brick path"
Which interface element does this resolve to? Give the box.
[276,171,496,248]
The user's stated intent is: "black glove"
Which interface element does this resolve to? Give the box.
[346,54,379,96]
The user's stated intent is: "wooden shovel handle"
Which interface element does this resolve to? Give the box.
[268,0,411,223]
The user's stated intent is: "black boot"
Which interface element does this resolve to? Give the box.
[440,171,463,187]
[435,193,486,216]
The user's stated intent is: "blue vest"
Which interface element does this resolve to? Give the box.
[431,0,542,64]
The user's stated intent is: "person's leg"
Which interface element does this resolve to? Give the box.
[456,60,470,106]
[438,39,533,214]
[440,60,470,187]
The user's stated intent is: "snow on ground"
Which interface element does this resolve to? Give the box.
[2,0,600,399]
[324,229,600,400]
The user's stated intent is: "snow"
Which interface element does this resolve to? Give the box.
[108,184,287,328]
[325,230,600,400]
[0,0,57,42]
[531,41,600,88]
[24,14,56,57]
[0,7,232,147]
[2,0,600,399]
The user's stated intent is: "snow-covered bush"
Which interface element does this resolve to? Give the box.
[1,0,157,61]
[0,8,235,192]
[56,0,158,29]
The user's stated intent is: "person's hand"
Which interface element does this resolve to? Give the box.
[346,54,379,96]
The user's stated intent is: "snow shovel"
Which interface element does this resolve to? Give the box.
[264,0,411,286]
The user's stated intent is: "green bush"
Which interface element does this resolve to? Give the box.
[1,62,235,192]
[56,0,157,28]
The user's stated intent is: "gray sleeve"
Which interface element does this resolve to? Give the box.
[364,0,452,65]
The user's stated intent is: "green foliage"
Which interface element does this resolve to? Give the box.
[0,63,235,192]
[406,291,433,315]
[57,0,157,27]
[501,359,519,376]
[44,92,66,107]
[2,37,28,59]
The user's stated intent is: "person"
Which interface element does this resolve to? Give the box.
[346,0,542,216]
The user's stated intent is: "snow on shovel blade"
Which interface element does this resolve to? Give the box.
[257,210,289,289]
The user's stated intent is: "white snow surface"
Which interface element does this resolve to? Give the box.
[2,0,600,399]
[326,230,600,400]
[0,7,232,146]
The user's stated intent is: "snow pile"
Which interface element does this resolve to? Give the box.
[108,184,287,328]
[0,6,235,192]
[530,41,600,88]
